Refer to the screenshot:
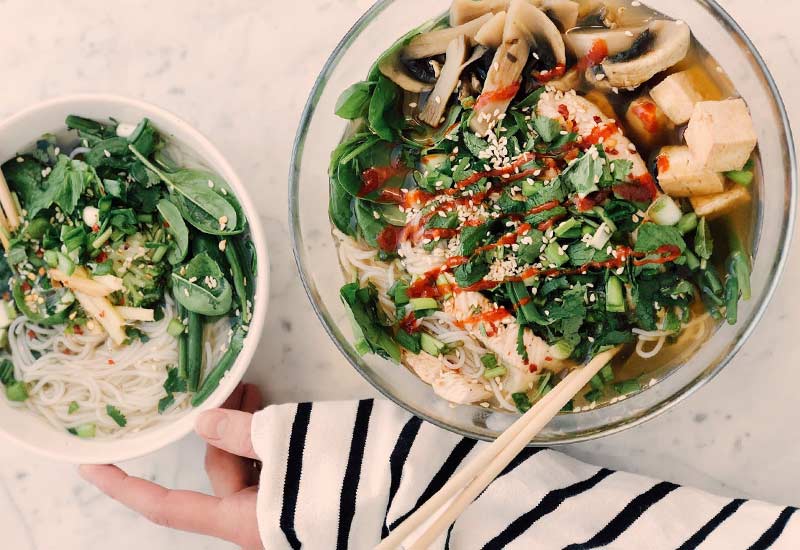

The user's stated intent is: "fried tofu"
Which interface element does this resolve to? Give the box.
[685,99,757,172]
[690,184,751,219]
[657,145,725,197]
[650,71,704,125]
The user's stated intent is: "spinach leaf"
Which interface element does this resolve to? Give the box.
[85,137,131,169]
[368,75,402,142]
[463,132,489,158]
[340,282,400,362]
[426,211,459,230]
[2,155,43,206]
[524,177,567,206]
[634,222,686,253]
[354,199,386,247]
[169,169,244,233]
[157,199,189,265]
[335,81,374,120]
[329,178,356,236]
[172,253,233,315]
[66,115,116,144]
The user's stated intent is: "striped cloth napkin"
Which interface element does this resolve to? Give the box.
[251,399,798,549]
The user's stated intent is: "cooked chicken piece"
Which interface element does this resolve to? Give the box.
[432,370,494,404]
[445,290,567,389]
[650,70,704,125]
[537,89,648,178]
[403,350,444,384]
[657,146,725,197]
[684,99,757,172]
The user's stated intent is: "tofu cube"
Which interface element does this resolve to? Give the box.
[685,99,757,172]
[690,184,751,219]
[657,145,725,197]
[625,95,672,149]
[650,71,704,125]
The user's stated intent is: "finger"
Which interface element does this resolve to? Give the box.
[79,464,240,543]
[240,383,263,414]
[196,409,257,459]
[221,383,245,410]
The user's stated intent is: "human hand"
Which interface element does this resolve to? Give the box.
[80,383,264,550]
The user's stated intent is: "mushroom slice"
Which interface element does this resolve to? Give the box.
[379,50,435,93]
[419,36,470,127]
[564,25,648,59]
[543,65,581,92]
[589,20,691,90]
[450,0,508,26]
[469,0,532,136]
[540,0,579,32]
[475,11,506,49]
[404,13,493,59]
[514,1,567,67]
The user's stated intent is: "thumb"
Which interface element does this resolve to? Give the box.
[195,409,258,459]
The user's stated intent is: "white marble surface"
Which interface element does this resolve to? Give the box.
[0,0,797,548]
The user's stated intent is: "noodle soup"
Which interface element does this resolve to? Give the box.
[0,115,257,439]
[328,0,757,413]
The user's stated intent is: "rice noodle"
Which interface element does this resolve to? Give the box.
[7,295,233,439]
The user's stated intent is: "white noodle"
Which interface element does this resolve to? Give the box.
[6,294,233,439]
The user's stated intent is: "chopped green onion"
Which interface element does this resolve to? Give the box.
[511,392,532,413]
[676,213,698,235]
[647,195,682,226]
[480,353,498,369]
[589,374,605,391]
[68,401,80,414]
[420,332,446,357]
[613,379,641,395]
[588,223,613,250]
[74,423,96,439]
[551,339,575,360]
[409,297,439,312]
[6,381,28,402]
[584,388,602,403]
[91,227,113,249]
[724,168,754,186]
[389,280,410,306]
[544,241,568,267]
[599,363,614,383]
[483,365,507,379]
[605,276,626,313]
[167,318,185,338]
[554,217,581,238]
[106,405,127,427]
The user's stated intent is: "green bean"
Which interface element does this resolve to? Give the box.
[177,304,188,381]
[186,311,204,391]
[225,241,250,324]
[191,328,245,407]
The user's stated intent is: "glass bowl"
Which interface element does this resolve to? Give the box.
[290,0,796,444]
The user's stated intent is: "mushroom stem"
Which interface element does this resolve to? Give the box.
[404,13,493,60]
[449,0,508,26]
[419,36,470,127]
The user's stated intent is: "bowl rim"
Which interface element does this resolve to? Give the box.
[289,0,797,444]
[0,93,270,463]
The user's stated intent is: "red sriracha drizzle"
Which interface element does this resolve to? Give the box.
[613,173,659,203]
[474,81,521,111]
[657,154,670,174]
[359,161,408,198]
[399,311,420,334]
[631,100,660,134]
[536,64,567,82]
[376,225,403,253]
[577,40,609,71]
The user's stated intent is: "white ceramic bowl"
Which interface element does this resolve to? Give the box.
[0,94,269,463]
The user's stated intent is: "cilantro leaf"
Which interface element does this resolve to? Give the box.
[533,116,561,143]
[106,405,127,427]
[26,156,94,217]
[426,211,459,230]
[460,223,492,256]
[563,151,602,197]
[453,258,490,288]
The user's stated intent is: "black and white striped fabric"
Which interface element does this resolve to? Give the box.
[252,400,798,549]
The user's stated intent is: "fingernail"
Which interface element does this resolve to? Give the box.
[196,410,228,440]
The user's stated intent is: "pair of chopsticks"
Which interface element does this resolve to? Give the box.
[0,170,21,249]
[376,347,620,550]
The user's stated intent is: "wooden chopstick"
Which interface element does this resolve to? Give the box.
[377,347,620,550]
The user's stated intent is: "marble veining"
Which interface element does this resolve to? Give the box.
[0,0,797,548]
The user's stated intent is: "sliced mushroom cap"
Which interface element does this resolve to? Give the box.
[588,20,690,90]
[450,0,509,26]
[404,12,493,59]
[539,0,579,32]
[542,65,581,92]
[419,36,470,127]
[475,10,506,49]
[379,51,435,93]
[512,1,567,67]
[564,25,648,59]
